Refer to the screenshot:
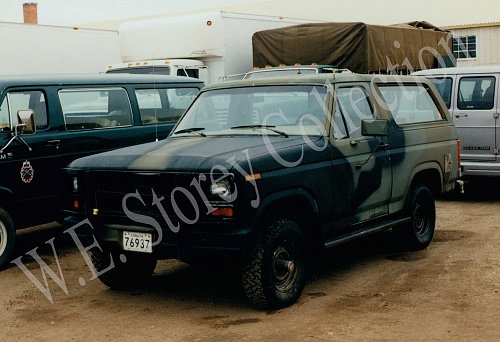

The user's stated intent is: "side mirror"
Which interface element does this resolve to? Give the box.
[361,119,387,136]
[17,109,36,135]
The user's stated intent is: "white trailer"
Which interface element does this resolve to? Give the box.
[106,11,324,84]
[0,22,121,75]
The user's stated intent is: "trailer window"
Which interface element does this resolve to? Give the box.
[59,88,133,131]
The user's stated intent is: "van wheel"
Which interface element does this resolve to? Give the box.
[0,207,15,270]
[242,219,308,310]
[394,184,435,250]
[91,249,157,290]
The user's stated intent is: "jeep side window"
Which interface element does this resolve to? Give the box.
[135,87,200,124]
[60,88,133,131]
[457,76,495,110]
[429,77,453,109]
[335,87,374,139]
[0,91,48,130]
[378,84,444,125]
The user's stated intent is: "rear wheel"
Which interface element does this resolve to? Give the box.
[394,184,435,250]
[91,249,157,290]
[242,219,308,309]
[0,207,15,270]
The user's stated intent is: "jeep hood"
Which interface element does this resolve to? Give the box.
[68,135,323,172]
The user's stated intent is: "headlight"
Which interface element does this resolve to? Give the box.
[72,176,78,193]
[210,180,231,200]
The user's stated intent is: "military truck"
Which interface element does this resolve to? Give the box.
[63,73,460,309]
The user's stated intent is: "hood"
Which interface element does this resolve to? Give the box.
[68,135,321,172]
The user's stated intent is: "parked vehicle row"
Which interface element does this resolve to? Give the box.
[0,74,204,269]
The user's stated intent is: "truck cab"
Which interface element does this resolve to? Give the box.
[105,59,210,84]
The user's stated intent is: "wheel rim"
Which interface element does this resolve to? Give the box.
[0,221,7,256]
[272,241,298,293]
[413,202,431,237]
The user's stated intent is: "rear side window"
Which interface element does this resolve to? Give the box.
[135,87,199,124]
[59,88,133,131]
[457,76,495,110]
[429,77,453,108]
[378,84,444,125]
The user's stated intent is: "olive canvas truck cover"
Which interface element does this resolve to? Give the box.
[0,74,204,269]
[252,21,453,73]
[63,73,460,310]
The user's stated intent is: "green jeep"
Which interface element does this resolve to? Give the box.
[64,73,460,309]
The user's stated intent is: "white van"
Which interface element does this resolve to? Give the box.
[414,66,500,178]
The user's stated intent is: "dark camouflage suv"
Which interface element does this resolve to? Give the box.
[64,73,460,309]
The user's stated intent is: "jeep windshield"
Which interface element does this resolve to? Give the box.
[173,85,328,137]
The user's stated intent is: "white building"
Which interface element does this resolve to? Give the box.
[444,23,500,67]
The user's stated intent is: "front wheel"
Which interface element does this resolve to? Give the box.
[91,249,157,290]
[242,219,308,310]
[394,184,435,250]
[0,207,15,270]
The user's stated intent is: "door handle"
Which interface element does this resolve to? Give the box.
[46,139,61,149]
[454,113,468,118]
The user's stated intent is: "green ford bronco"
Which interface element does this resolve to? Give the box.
[64,73,460,309]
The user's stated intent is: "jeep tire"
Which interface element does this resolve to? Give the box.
[0,207,15,270]
[242,219,308,310]
[395,184,436,250]
[91,249,157,290]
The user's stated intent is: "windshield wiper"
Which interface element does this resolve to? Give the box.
[172,127,206,137]
[230,125,289,138]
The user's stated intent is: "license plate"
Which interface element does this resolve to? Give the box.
[123,231,153,253]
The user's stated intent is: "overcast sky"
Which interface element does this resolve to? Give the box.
[0,0,269,26]
[1,0,498,28]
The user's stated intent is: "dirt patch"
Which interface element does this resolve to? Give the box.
[1,196,499,341]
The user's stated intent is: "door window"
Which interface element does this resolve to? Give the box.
[335,87,374,139]
[457,76,495,110]
[0,90,48,130]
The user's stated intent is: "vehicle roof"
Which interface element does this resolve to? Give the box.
[249,65,339,71]
[206,73,432,90]
[413,66,500,76]
[0,74,204,89]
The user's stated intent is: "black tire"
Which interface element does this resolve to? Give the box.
[242,219,308,310]
[91,249,157,290]
[0,207,15,270]
[394,183,436,250]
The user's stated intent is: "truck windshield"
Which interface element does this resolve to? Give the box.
[174,85,328,137]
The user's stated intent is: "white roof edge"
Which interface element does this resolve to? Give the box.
[413,66,500,75]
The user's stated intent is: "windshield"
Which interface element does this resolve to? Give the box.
[174,85,328,137]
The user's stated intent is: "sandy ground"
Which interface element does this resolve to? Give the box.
[1,181,499,341]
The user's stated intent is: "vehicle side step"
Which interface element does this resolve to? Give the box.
[324,217,411,249]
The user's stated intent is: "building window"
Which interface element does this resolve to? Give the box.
[453,35,477,59]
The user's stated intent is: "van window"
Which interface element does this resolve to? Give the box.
[335,87,373,139]
[378,84,444,125]
[457,76,495,110]
[429,77,453,108]
[135,87,199,124]
[59,88,133,131]
[0,91,48,130]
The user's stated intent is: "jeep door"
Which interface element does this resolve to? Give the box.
[329,84,391,229]
[454,74,498,163]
